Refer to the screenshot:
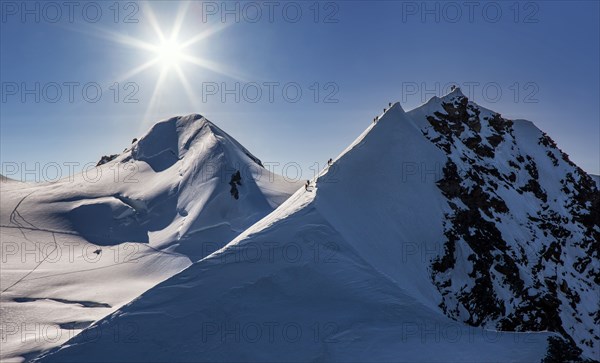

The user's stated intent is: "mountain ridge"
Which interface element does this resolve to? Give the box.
[35,91,598,362]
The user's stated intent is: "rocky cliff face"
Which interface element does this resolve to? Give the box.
[415,90,599,359]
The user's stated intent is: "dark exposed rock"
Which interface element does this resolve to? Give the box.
[487,134,503,147]
[96,154,119,167]
[422,92,599,358]
[229,170,242,199]
[542,336,590,363]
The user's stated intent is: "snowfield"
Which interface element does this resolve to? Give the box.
[591,174,600,189]
[2,90,598,362]
[0,115,301,362]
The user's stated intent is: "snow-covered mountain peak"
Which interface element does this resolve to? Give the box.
[422,86,465,106]
[415,87,468,116]
[6,112,301,260]
[412,86,465,110]
[128,114,263,173]
[376,101,406,124]
[443,86,465,98]
[131,114,204,164]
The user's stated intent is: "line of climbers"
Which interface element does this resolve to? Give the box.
[373,102,393,123]
[307,100,411,194]
[305,158,334,191]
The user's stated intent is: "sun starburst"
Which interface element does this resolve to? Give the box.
[97,2,240,122]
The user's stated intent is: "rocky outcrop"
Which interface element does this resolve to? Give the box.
[423,91,599,360]
[96,154,119,166]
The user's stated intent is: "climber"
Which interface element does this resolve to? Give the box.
[383,108,387,113]
[305,180,310,191]
[388,102,392,107]
[327,158,333,166]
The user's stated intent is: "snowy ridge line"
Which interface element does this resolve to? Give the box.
[198,184,316,262]
[305,102,398,189]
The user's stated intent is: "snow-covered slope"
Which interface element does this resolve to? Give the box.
[591,174,600,189]
[35,91,598,362]
[0,114,301,362]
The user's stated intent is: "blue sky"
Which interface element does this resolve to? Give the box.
[1,0,599,181]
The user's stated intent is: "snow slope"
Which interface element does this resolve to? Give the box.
[591,174,600,189]
[37,92,598,362]
[0,114,300,362]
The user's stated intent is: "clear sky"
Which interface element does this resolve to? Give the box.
[1,0,599,181]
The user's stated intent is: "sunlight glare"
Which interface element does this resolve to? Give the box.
[156,38,183,69]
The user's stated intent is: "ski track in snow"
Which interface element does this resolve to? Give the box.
[2,190,61,294]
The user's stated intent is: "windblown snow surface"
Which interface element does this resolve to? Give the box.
[33,89,599,362]
[591,174,600,189]
[0,115,301,362]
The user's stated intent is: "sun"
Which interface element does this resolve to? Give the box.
[155,38,184,69]
[102,2,239,82]
[93,2,242,122]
